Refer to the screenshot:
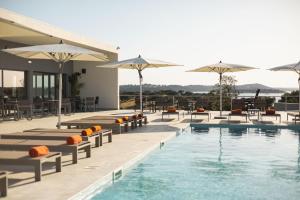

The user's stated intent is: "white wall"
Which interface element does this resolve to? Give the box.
[73,61,119,109]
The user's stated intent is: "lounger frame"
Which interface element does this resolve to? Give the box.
[287,112,300,124]
[260,113,281,123]
[61,120,128,134]
[0,151,61,181]
[0,140,91,164]
[228,113,248,122]
[13,129,112,147]
[162,111,184,120]
[0,171,7,197]
[191,112,211,121]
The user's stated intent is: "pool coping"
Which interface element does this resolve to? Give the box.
[190,123,300,130]
[68,132,178,200]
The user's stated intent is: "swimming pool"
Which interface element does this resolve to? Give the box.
[92,126,300,200]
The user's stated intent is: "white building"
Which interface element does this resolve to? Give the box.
[0,8,119,109]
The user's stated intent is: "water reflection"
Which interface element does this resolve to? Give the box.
[192,127,209,134]
[228,127,248,136]
[260,128,281,137]
[288,129,300,173]
[218,128,223,162]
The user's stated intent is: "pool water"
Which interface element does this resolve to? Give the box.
[92,127,300,200]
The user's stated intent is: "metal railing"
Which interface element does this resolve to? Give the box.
[119,94,299,112]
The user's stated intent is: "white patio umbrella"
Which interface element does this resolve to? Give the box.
[2,42,108,128]
[187,61,256,118]
[97,55,181,112]
[269,61,300,116]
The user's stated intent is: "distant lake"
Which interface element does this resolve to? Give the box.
[194,91,286,101]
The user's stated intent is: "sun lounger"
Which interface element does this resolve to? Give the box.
[0,171,7,197]
[191,111,211,121]
[110,112,148,126]
[0,139,91,164]
[162,111,181,120]
[228,113,248,122]
[287,112,300,124]
[228,109,248,122]
[0,150,61,181]
[21,128,112,147]
[82,115,139,128]
[60,119,129,134]
[260,109,281,123]
[260,113,281,123]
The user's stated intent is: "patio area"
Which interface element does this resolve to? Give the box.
[0,109,299,199]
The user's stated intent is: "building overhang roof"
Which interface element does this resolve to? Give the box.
[0,8,118,59]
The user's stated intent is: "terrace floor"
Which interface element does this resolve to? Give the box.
[0,110,299,199]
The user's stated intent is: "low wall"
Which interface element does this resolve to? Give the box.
[274,102,299,111]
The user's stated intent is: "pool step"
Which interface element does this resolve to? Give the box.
[112,168,123,183]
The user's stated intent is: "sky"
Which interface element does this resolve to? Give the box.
[1,0,300,88]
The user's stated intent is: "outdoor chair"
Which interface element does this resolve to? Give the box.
[21,128,113,147]
[2,100,19,121]
[33,97,49,117]
[0,171,7,197]
[0,139,91,164]
[18,100,33,120]
[0,99,5,121]
[0,150,61,182]
[62,98,72,115]
[85,97,96,112]
[95,96,100,111]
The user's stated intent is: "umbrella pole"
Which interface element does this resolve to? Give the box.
[57,62,63,129]
[138,70,143,113]
[219,73,223,117]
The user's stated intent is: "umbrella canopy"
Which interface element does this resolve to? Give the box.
[187,61,256,73]
[2,43,108,62]
[100,55,180,70]
[97,55,181,112]
[269,61,300,116]
[187,61,256,118]
[2,42,108,128]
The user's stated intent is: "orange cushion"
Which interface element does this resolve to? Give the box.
[29,146,49,157]
[115,118,123,124]
[91,125,102,132]
[167,106,176,112]
[81,128,93,136]
[66,135,82,145]
[231,109,242,114]
[266,109,275,115]
[197,108,205,112]
[122,116,129,121]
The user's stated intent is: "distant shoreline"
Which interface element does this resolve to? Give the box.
[120,84,296,94]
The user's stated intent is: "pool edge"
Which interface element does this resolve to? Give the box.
[68,132,177,200]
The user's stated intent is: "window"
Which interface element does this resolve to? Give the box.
[33,72,66,100]
[1,70,26,99]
